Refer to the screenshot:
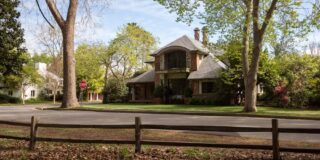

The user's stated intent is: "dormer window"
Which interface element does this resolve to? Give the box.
[165,50,186,69]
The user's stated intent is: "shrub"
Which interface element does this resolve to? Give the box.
[190,98,202,105]
[153,85,164,98]
[184,88,193,98]
[0,94,21,104]
[104,78,128,103]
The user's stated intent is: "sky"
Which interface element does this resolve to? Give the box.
[19,0,319,54]
[19,0,203,54]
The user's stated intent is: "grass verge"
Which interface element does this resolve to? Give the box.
[75,103,320,119]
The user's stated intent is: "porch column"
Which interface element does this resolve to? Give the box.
[89,92,93,101]
[132,85,135,101]
[144,84,147,100]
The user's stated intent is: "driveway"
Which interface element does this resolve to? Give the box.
[0,105,320,142]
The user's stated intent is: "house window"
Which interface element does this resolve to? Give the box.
[8,91,13,96]
[31,90,35,97]
[166,51,186,69]
[202,82,214,93]
[47,90,53,94]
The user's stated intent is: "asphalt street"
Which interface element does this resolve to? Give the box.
[0,105,319,142]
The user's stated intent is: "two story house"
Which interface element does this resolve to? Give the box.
[127,27,227,103]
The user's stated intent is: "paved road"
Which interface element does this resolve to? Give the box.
[0,105,320,142]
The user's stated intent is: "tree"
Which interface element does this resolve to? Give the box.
[43,0,80,108]
[0,0,27,79]
[107,23,157,80]
[40,0,108,108]
[101,23,157,103]
[274,54,320,107]
[217,38,279,105]
[156,0,320,112]
[44,73,62,104]
[75,43,105,99]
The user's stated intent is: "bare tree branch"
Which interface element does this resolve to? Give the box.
[45,0,65,29]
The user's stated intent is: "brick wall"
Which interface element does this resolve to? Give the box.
[191,80,199,95]
[155,74,161,86]
[190,52,200,71]
[155,56,160,71]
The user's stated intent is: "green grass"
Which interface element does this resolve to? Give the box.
[81,103,320,119]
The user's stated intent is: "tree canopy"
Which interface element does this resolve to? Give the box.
[0,0,27,78]
[75,43,105,93]
[107,22,158,79]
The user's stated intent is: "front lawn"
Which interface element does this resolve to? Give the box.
[81,103,320,119]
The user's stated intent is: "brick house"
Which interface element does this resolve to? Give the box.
[127,27,227,103]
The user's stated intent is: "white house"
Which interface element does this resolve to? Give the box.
[0,63,63,100]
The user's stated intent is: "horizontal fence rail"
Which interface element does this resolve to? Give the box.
[141,140,273,150]
[142,124,272,132]
[0,120,30,127]
[0,116,319,160]
[37,123,135,129]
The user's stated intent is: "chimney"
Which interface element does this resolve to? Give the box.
[202,26,209,47]
[194,27,200,41]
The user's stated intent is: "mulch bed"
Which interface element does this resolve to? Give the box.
[0,139,319,160]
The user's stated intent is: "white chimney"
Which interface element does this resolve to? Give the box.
[35,62,47,75]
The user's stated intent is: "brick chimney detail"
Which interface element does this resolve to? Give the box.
[202,26,208,47]
[194,27,200,41]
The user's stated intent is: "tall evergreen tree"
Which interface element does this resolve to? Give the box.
[0,0,27,78]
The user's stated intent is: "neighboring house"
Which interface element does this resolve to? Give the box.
[0,63,63,100]
[127,28,228,103]
[87,91,103,101]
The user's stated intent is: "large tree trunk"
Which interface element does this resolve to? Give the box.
[61,25,79,108]
[241,0,256,112]
[102,66,109,104]
[244,73,258,112]
[46,0,79,108]
[21,87,25,105]
[243,0,278,112]
[53,90,56,104]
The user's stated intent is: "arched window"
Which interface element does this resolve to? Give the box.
[165,50,186,69]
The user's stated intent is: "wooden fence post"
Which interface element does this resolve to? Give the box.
[135,117,141,153]
[29,116,38,150]
[272,119,280,160]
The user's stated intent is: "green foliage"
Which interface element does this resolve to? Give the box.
[31,53,53,65]
[0,93,21,104]
[75,43,105,93]
[3,53,43,90]
[38,90,63,102]
[103,78,128,103]
[184,88,193,98]
[107,23,158,78]
[0,0,27,78]
[156,0,320,54]
[217,39,279,102]
[274,54,320,107]
[153,85,164,98]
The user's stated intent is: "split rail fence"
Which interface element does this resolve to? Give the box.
[0,116,320,160]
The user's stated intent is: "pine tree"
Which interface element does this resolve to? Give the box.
[0,0,26,78]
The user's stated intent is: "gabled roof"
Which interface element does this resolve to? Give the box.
[151,35,209,56]
[188,54,227,80]
[127,70,155,84]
